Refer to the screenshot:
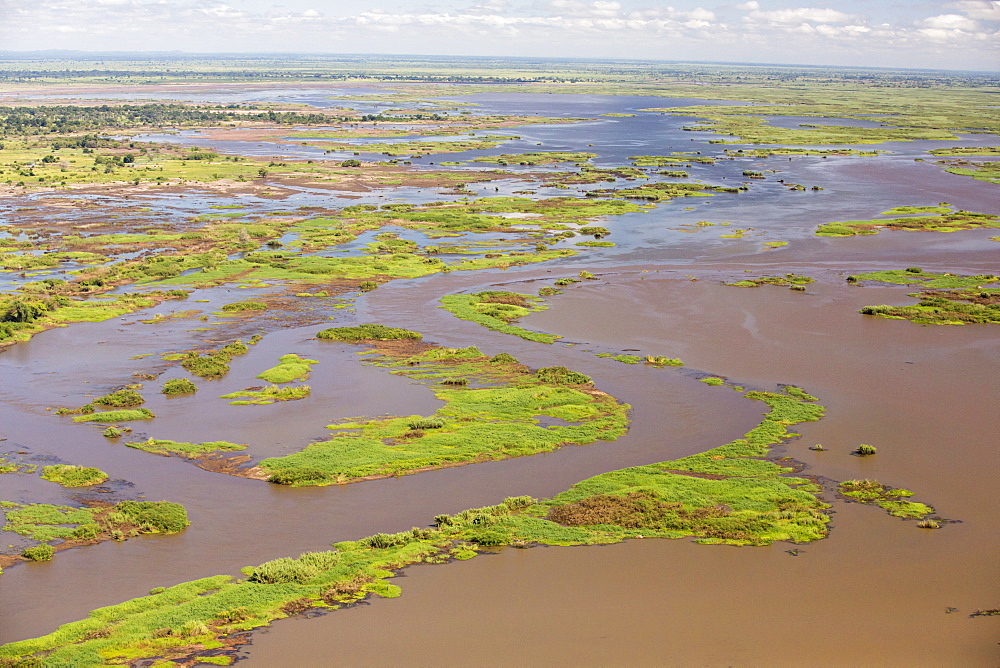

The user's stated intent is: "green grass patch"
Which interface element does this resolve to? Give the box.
[816,209,999,237]
[838,480,933,518]
[72,408,155,423]
[316,324,422,342]
[40,465,109,487]
[257,343,625,485]
[126,439,247,457]
[257,354,319,383]
[222,385,311,405]
[726,274,814,288]
[439,291,558,343]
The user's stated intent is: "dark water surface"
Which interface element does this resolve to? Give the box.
[1,88,998,663]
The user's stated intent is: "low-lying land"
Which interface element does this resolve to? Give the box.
[0,382,939,665]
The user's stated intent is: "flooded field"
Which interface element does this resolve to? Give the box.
[0,81,997,665]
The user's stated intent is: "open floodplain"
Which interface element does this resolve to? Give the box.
[0,58,997,666]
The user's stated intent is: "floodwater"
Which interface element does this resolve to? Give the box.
[1,86,998,664]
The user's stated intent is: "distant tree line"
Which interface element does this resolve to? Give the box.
[0,104,447,135]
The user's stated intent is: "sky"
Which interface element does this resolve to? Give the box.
[0,0,998,71]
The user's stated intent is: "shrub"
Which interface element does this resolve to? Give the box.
[360,532,411,549]
[316,324,422,341]
[72,523,100,539]
[489,353,519,365]
[267,467,330,485]
[221,301,267,311]
[535,366,591,385]
[1,299,46,323]
[855,444,878,456]
[248,551,340,584]
[162,378,197,394]
[22,544,54,561]
[905,267,923,273]
[114,501,189,533]
[538,286,561,296]
[358,281,378,292]
[40,465,108,487]
[917,519,940,529]
[94,389,144,408]
[408,417,444,430]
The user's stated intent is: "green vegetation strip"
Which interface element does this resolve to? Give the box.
[438,291,558,343]
[257,337,627,485]
[726,274,814,289]
[126,439,247,457]
[0,386,858,666]
[816,208,999,237]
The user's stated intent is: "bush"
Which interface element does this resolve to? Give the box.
[360,531,411,549]
[316,324,422,341]
[408,417,444,430]
[94,389,144,408]
[114,501,189,533]
[221,301,267,311]
[489,353,519,365]
[538,286,561,296]
[855,444,878,456]
[358,281,378,292]
[535,366,591,385]
[267,467,330,485]
[102,426,123,438]
[1,299,46,323]
[22,544,55,561]
[40,465,108,487]
[248,551,340,584]
[162,378,197,394]
[72,523,100,539]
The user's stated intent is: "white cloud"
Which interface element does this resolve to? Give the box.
[0,0,995,71]
[922,13,980,31]
[743,7,858,25]
[947,0,1000,21]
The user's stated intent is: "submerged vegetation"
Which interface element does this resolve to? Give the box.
[725,274,814,289]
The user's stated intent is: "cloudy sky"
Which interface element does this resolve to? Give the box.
[1,0,998,71]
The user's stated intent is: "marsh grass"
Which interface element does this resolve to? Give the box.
[222,385,311,405]
[316,324,422,341]
[439,292,557,343]
[126,439,247,457]
[40,465,108,487]
[72,408,154,423]
[838,480,933,518]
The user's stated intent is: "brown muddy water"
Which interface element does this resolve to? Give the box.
[1,88,999,664]
[239,272,1000,666]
